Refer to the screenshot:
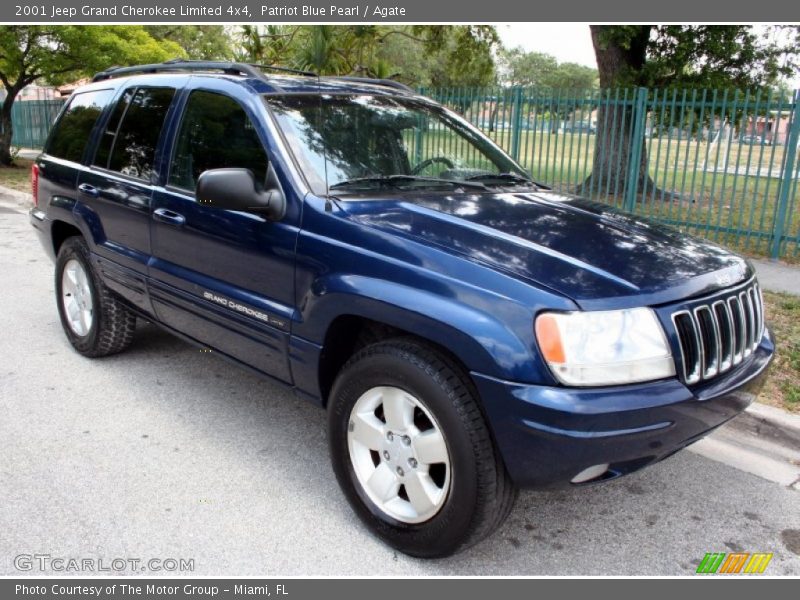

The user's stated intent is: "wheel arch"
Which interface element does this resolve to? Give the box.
[51,219,83,256]
[295,278,548,406]
[316,313,481,407]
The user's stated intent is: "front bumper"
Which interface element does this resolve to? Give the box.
[473,330,775,489]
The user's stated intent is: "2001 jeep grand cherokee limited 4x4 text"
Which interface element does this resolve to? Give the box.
[30,61,775,557]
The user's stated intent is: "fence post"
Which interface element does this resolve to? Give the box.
[770,90,800,260]
[414,87,425,163]
[624,87,649,212]
[510,87,523,162]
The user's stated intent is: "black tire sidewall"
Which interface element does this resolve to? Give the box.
[329,344,483,558]
[55,238,101,354]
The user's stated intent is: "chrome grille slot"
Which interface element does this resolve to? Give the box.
[694,306,719,378]
[671,281,763,385]
[728,295,745,365]
[751,285,764,345]
[672,311,701,384]
[712,300,733,371]
[741,290,755,357]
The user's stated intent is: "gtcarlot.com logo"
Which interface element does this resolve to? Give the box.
[13,554,195,572]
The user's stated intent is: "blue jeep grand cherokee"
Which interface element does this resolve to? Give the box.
[30,60,774,557]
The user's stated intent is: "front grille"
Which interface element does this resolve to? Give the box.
[671,282,764,384]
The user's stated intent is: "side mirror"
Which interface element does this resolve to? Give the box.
[196,167,286,221]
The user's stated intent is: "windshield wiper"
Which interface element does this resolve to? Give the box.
[329,174,488,191]
[465,172,540,187]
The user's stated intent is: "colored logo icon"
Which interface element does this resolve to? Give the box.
[696,552,773,574]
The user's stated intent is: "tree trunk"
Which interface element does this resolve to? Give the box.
[575,103,649,199]
[0,106,15,166]
[578,25,682,203]
[0,86,22,166]
[488,97,500,133]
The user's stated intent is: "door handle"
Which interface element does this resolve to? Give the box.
[153,207,186,227]
[77,183,99,197]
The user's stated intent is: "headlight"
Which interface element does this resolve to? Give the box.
[534,307,675,386]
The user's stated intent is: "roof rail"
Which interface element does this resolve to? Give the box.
[91,60,417,94]
[331,76,415,93]
[91,59,317,82]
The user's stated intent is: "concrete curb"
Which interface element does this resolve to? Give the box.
[728,402,800,453]
[0,184,32,209]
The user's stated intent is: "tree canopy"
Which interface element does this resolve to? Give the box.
[591,25,800,89]
[498,47,598,89]
[143,26,233,61]
[0,25,183,164]
[234,25,499,87]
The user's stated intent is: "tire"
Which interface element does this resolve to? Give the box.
[328,338,517,557]
[55,236,136,357]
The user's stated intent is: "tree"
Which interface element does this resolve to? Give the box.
[143,26,232,60]
[548,62,598,90]
[498,48,598,89]
[498,48,557,87]
[232,25,498,87]
[419,26,498,88]
[234,25,299,66]
[582,25,800,200]
[0,26,183,165]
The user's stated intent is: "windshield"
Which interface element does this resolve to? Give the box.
[264,94,532,195]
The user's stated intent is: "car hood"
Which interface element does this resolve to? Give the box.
[339,190,753,309]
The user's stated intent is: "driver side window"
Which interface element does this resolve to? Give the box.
[169,91,268,192]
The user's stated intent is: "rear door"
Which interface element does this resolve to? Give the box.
[77,84,178,314]
[148,80,299,383]
[36,88,115,239]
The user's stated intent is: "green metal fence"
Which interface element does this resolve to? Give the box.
[421,87,800,261]
[3,98,64,150]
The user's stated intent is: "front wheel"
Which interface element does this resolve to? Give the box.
[328,338,517,557]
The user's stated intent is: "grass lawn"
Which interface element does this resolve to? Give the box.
[0,157,33,194]
[762,291,800,412]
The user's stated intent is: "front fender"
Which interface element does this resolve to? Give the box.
[290,199,578,402]
[291,273,566,398]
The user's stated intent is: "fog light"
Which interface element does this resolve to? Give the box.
[571,463,610,484]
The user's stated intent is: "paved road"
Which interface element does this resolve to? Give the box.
[1,204,798,576]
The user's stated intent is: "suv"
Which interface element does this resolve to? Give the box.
[30,61,774,558]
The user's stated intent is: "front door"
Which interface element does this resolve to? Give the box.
[148,85,298,383]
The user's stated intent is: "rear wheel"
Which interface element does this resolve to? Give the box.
[328,338,517,557]
[55,237,136,357]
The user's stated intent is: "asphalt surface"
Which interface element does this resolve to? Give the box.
[1,203,799,576]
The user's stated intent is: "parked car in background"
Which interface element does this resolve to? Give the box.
[561,121,596,134]
[739,135,772,146]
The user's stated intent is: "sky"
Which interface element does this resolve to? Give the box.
[497,24,597,68]
[497,24,800,88]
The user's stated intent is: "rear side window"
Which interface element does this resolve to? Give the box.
[104,87,175,180]
[93,88,134,169]
[169,91,268,191]
[47,90,113,162]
